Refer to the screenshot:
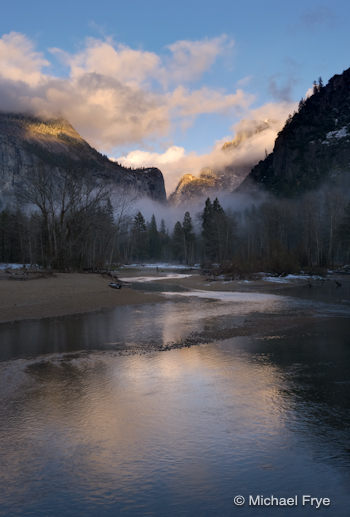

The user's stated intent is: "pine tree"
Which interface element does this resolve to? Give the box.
[201,197,232,263]
[213,197,231,262]
[133,211,146,232]
[148,214,160,260]
[172,221,185,262]
[159,219,171,261]
[160,219,167,235]
[202,198,216,262]
[183,211,195,264]
[213,197,224,215]
[132,211,147,260]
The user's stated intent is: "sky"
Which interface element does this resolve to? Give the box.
[1,0,349,192]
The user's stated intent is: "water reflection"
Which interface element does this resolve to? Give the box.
[1,288,349,362]
[0,290,349,516]
[0,332,349,516]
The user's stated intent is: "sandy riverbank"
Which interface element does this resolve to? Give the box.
[1,268,348,324]
[0,273,164,323]
[0,268,249,325]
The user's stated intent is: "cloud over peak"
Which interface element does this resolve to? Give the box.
[0,31,294,194]
[118,101,295,194]
[0,32,244,150]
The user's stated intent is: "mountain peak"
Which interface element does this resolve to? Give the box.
[169,120,274,205]
[0,112,166,205]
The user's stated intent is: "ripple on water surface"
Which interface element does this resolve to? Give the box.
[0,288,349,516]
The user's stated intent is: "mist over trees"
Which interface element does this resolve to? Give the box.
[0,170,349,272]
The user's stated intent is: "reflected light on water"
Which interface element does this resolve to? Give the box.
[0,343,287,511]
[0,290,349,516]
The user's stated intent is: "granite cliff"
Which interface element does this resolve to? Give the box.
[0,112,166,206]
[169,119,277,205]
[239,68,350,195]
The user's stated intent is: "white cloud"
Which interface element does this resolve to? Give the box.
[53,34,234,88]
[118,100,296,194]
[0,31,295,193]
[52,38,160,87]
[169,86,254,118]
[118,146,185,167]
[163,35,234,84]
[0,32,49,86]
[304,86,314,98]
[118,146,188,193]
[0,32,249,150]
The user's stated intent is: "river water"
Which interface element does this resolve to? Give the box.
[0,280,349,516]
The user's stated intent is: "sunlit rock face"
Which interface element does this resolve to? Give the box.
[169,122,276,205]
[0,112,166,207]
[222,120,272,151]
[240,67,350,196]
[168,169,219,205]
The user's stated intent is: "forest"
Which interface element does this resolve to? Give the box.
[0,168,349,275]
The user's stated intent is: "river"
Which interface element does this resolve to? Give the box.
[0,277,349,516]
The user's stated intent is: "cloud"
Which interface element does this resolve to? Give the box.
[0,72,170,147]
[236,75,253,88]
[0,32,249,150]
[169,86,253,118]
[118,146,189,193]
[0,30,294,194]
[54,34,234,88]
[52,37,161,87]
[117,146,185,168]
[118,99,295,194]
[163,35,234,84]
[0,32,49,86]
[0,33,294,198]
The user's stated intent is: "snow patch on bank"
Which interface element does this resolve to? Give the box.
[120,273,192,282]
[121,263,199,270]
[0,263,31,270]
[262,274,323,283]
[163,290,282,302]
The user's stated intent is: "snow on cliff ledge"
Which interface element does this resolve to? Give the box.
[325,127,349,140]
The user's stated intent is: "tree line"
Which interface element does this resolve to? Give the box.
[0,169,349,273]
